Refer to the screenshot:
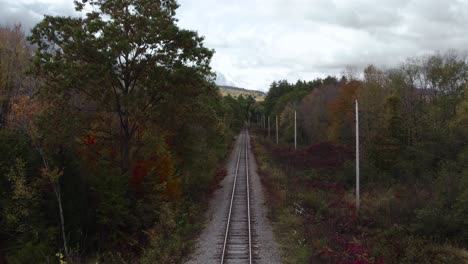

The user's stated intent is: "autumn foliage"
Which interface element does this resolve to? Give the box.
[0,2,241,261]
[272,142,354,173]
[130,150,181,200]
[255,51,468,263]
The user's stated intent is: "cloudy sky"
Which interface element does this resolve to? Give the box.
[1,0,467,91]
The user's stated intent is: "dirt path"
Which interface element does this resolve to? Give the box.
[186,130,281,264]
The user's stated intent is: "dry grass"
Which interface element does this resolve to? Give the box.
[218,86,265,101]
[252,130,468,263]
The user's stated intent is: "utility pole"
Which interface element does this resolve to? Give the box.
[355,100,360,212]
[276,115,278,144]
[294,110,297,150]
[268,116,270,137]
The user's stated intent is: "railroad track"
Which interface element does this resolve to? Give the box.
[220,129,254,264]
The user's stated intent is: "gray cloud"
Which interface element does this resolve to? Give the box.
[215,71,236,87]
[1,0,467,91]
[0,0,76,32]
[177,0,468,90]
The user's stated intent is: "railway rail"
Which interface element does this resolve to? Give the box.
[220,130,254,264]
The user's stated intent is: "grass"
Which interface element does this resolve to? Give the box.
[218,86,265,101]
[251,130,468,263]
[252,133,312,263]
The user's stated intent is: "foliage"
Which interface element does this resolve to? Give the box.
[255,50,468,263]
[299,82,340,144]
[29,0,214,174]
[6,241,53,264]
[139,202,201,263]
[263,78,334,116]
[5,158,40,232]
[0,1,251,261]
[0,24,33,127]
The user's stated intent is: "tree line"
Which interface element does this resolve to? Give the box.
[253,50,468,262]
[0,0,250,263]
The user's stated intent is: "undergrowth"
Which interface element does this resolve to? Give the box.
[251,132,468,264]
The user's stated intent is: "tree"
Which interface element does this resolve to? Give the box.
[0,25,31,127]
[7,94,71,257]
[299,83,339,143]
[278,102,296,143]
[264,80,293,115]
[357,65,391,147]
[327,80,361,144]
[29,0,214,175]
[4,158,40,234]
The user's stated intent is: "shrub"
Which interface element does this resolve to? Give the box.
[140,203,197,263]
[90,169,131,250]
[6,241,53,264]
[300,190,327,216]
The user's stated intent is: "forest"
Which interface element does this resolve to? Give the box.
[251,51,468,263]
[1,0,467,263]
[0,0,253,263]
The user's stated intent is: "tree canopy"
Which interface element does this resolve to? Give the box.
[29,0,214,174]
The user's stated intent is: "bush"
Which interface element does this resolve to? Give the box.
[300,190,327,216]
[90,169,131,249]
[275,208,310,264]
[413,163,467,242]
[6,241,53,264]
[372,225,468,264]
[140,203,198,263]
[453,187,468,244]
[401,238,468,264]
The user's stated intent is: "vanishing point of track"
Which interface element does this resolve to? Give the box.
[220,129,253,264]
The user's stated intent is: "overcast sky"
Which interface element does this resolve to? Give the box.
[1,0,467,91]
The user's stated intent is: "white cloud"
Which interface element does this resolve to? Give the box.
[0,0,76,29]
[1,0,467,91]
[177,0,468,91]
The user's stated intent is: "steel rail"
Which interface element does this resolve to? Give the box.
[246,130,252,264]
[220,132,243,264]
[220,130,253,264]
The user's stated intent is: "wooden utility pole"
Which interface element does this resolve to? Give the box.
[294,111,297,150]
[268,116,270,137]
[276,115,278,144]
[355,100,360,212]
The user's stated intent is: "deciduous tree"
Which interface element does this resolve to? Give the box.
[29,0,214,175]
[0,25,31,127]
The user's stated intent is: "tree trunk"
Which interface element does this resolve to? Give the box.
[39,149,69,257]
[54,183,69,257]
[121,136,130,175]
[120,116,131,176]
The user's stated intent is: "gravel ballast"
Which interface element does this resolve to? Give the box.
[185,131,281,264]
